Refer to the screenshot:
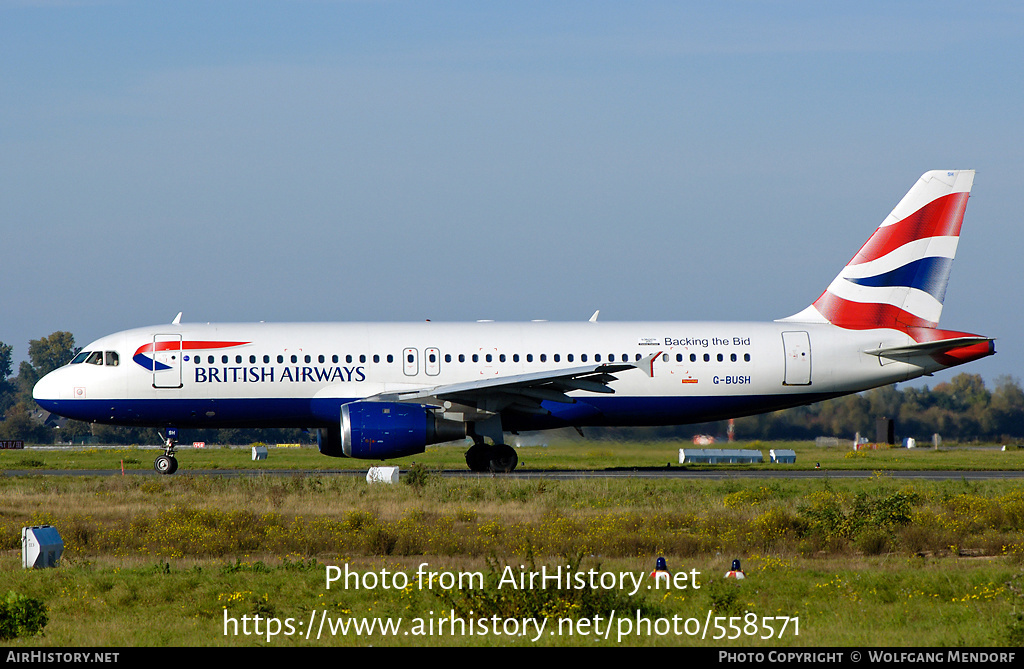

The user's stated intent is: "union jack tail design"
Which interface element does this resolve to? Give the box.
[782,170,975,331]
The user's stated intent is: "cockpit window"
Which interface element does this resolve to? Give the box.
[70,350,119,366]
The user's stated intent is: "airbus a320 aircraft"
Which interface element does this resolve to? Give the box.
[33,170,994,474]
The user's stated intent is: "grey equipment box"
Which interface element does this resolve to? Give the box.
[22,525,63,569]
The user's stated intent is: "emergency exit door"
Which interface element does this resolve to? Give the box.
[403,348,418,376]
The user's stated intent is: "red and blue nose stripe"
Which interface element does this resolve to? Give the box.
[133,341,249,371]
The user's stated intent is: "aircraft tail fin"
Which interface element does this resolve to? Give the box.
[780,170,975,331]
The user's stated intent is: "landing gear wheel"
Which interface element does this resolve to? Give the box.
[465,444,518,473]
[465,445,491,473]
[487,444,518,473]
[154,454,178,475]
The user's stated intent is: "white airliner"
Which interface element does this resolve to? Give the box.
[33,170,994,474]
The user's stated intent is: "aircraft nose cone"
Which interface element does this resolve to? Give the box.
[32,370,62,408]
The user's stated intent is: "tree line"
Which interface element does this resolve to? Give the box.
[597,373,1024,444]
[2,331,1022,445]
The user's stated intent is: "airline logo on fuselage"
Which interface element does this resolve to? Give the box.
[133,340,250,371]
[133,340,367,384]
[193,365,365,384]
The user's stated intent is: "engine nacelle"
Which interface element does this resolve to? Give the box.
[340,401,467,459]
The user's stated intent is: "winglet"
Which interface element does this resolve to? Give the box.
[172,312,182,325]
[635,351,662,377]
[589,310,600,323]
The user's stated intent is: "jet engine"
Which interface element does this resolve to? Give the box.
[336,401,466,459]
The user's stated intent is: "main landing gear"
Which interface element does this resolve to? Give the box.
[465,442,518,473]
[153,429,179,475]
[463,416,518,473]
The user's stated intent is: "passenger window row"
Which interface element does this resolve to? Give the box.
[71,348,751,369]
[190,351,753,365]
[674,352,752,363]
[193,354,389,365]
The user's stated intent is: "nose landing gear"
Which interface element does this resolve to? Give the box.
[153,429,179,475]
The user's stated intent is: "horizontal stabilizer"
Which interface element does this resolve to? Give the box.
[865,336,994,359]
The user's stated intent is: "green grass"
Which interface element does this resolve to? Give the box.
[2,470,1024,646]
[3,439,1024,472]
[2,551,1019,646]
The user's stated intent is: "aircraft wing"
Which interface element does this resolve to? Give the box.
[373,362,637,418]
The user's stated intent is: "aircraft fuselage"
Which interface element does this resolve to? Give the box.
[32,319,991,432]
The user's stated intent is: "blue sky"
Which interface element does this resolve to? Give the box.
[1,1,1021,387]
